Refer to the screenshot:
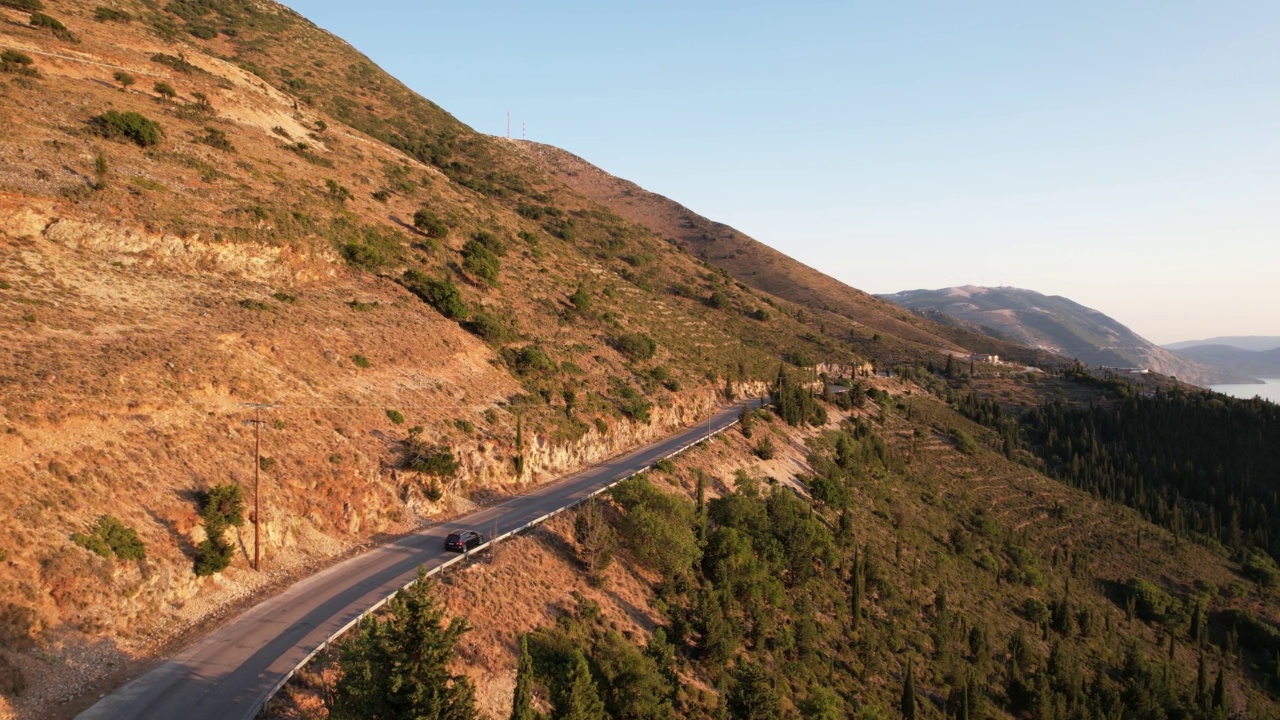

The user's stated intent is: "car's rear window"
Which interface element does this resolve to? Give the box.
[446,533,462,542]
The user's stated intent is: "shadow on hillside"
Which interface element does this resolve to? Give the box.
[604,576,656,634]
[144,503,196,561]
[533,524,577,563]
[387,214,418,234]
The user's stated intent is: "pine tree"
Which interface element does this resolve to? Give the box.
[331,570,477,720]
[510,635,537,720]
[557,651,605,720]
[727,663,781,720]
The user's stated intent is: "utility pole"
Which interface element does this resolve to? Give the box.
[241,402,278,571]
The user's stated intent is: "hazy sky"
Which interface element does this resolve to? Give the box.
[286,1,1279,345]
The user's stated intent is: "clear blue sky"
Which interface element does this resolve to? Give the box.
[286,1,1280,345]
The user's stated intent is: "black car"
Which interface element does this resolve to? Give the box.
[444,530,483,552]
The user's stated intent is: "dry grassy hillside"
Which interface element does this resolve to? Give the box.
[515,142,1061,369]
[3,2,1273,720]
[0,0,885,715]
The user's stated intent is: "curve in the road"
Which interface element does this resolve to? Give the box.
[77,398,762,720]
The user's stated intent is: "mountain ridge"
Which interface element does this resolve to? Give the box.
[878,285,1240,385]
[511,142,1063,369]
[1164,335,1280,352]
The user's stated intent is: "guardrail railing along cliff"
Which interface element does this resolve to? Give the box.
[250,398,758,719]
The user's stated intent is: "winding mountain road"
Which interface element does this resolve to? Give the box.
[77,398,761,720]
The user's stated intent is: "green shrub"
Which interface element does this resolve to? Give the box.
[425,479,445,502]
[0,52,29,72]
[237,298,269,311]
[271,292,296,304]
[614,332,656,361]
[29,11,76,41]
[951,428,978,455]
[72,515,145,561]
[569,286,592,314]
[93,6,131,22]
[286,142,333,167]
[325,178,351,203]
[1126,577,1182,624]
[405,443,459,477]
[754,436,776,460]
[411,208,448,238]
[197,126,234,152]
[464,311,509,343]
[0,49,36,76]
[194,484,243,576]
[471,231,507,257]
[150,53,201,75]
[1242,550,1280,589]
[506,345,557,376]
[188,25,216,39]
[350,354,370,368]
[112,70,134,89]
[154,81,177,99]
[71,530,111,558]
[612,384,652,424]
[336,224,407,271]
[707,291,729,309]
[610,476,700,578]
[461,238,500,285]
[198,484,245,527]
[401,269,467,319]
[386,409,405,425]
[89,110,163,147]
[0,0,43,10]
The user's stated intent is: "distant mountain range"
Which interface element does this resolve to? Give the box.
[1164,336,1280,353]
[879,286,1245,386]
[1165,343,1280,380]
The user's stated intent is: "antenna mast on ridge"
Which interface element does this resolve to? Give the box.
[522,121,526,140]
[506,111,511,139]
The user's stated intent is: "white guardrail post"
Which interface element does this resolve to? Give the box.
[252,398,759,718]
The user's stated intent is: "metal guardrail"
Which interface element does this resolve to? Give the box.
[251,399,756,718]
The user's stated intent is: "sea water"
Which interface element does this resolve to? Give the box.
[1210,377,1280,403]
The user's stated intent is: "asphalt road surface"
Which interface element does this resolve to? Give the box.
[77,398,761,720]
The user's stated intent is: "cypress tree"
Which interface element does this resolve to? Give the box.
[1212,666,1226,713]
[901,660,917,720]
[1195,654,1207,709]
[850,548,863,632]
[510,635,536,720]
